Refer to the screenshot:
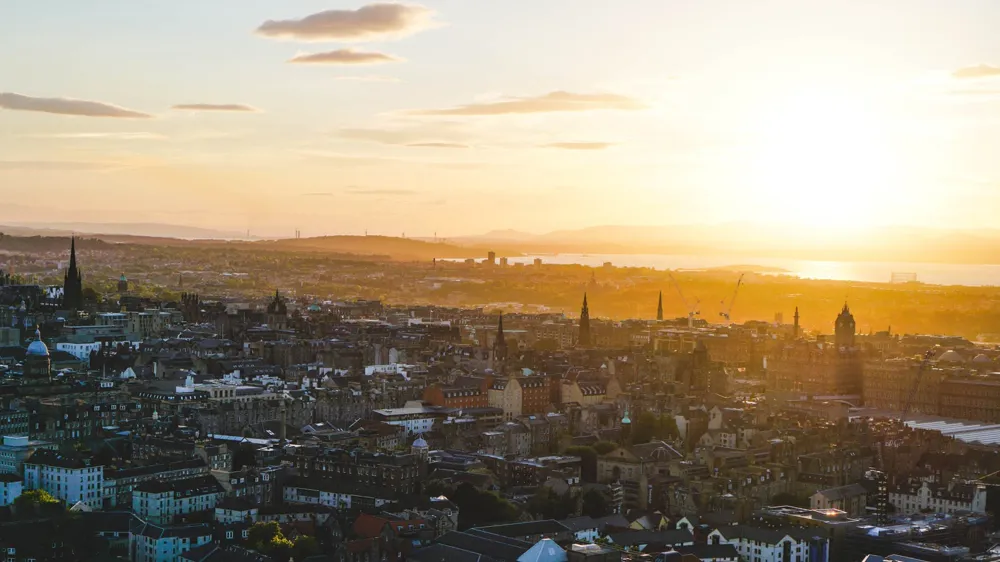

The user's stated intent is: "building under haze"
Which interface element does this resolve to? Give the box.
[767,306,863,399]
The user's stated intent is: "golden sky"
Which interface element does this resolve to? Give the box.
[3,1,1000,237]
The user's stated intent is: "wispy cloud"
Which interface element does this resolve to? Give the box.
[406,142,469,149]
[335,75,401,83]
[346,187,416,195]
[256,3,437,42]
[289,48,403,65]
[407,91,647,116]
[338,126,469,148]
[952,64,1000,79]
[542,142,615,150]
[23,132,166,140]
[0,92,151,118]
[172,104,259,112]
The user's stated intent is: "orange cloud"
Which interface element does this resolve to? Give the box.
[289,48,403,65]
[542,142,615,150]
[953,64,1000,79]
[408,91,646,116]
[256,3,435,42]
[171,104,259,112]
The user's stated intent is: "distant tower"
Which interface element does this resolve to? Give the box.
[412,434,429,484]
[487,251,496,265]
[279,399,287,443]
[656,291,664,321]
[117,273,129,294]
[62,237,83,310]
[620,406,631,444]
[578,293,591,348]
[178,272,184,289]
[793,306,800,339]
[266,289,288,330]
[493,314,508,366]
[835,303,856,348]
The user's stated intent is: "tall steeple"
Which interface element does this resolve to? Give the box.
[793,306,800,339]
[62,236,83,310]
[656,291,663,321]
[493,313,508,365]
[578,293,591,348]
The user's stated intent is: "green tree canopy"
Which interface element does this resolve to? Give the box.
[593,441,618,455]
[581,488,612,519]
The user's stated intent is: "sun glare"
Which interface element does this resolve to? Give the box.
[751,90,900,229]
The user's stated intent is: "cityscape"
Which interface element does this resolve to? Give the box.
[5,2,1000,562]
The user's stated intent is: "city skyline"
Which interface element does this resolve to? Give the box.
[4,1,1000,237]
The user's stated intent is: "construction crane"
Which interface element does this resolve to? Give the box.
[719,273,745,323]
[668,272,700,328]
[869,350,936,524]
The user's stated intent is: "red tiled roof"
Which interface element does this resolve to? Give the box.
[352,512,389,538]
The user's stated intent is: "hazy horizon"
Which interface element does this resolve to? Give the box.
[4,1,1000,238]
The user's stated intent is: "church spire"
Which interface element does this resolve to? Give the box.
[578,293,591,348]
[63,236,83,310]
[656,291,663,321]
[493,313,507,366]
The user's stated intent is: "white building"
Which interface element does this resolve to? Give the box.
[372,405,440,435]
[133,522,213,562]
[0,473,22,506]
[709,524,827,562]
[132,475,225,524]
[283,477,392,510]
[889,481,987,515]
[23,449,104,510]
[55,342,102,364]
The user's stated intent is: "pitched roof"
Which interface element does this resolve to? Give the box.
[352,512,389,539]
[517,538,567,562]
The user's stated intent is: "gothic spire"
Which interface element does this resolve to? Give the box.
[493,313,507,365]
[656,290,663,321]
[579,293,591,348]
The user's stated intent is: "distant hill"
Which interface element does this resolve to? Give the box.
[259,235,509,261]
[0,222,247,240]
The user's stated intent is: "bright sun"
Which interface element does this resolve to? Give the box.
[751,89,901,229]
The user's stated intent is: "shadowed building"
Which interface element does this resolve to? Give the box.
[62,237,83,310]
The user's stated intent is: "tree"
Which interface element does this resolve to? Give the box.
[581,488,612,519]
[247,521,281,550]
[14,489,60,517]
[292,536,320,560]
[632,411,658,444]
[657,415,680,439]
[564,446,598,483]
[593,441,618,455]
[526,488,577,520]
[452,482,519,529]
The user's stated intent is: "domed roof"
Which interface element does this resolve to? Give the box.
[973,353,992,364]
[938,349,964,363]
[412,435,428,449]
[26,329,49,357]
[120,273,127,281]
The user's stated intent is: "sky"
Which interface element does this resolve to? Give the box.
[3,1,1000,238]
